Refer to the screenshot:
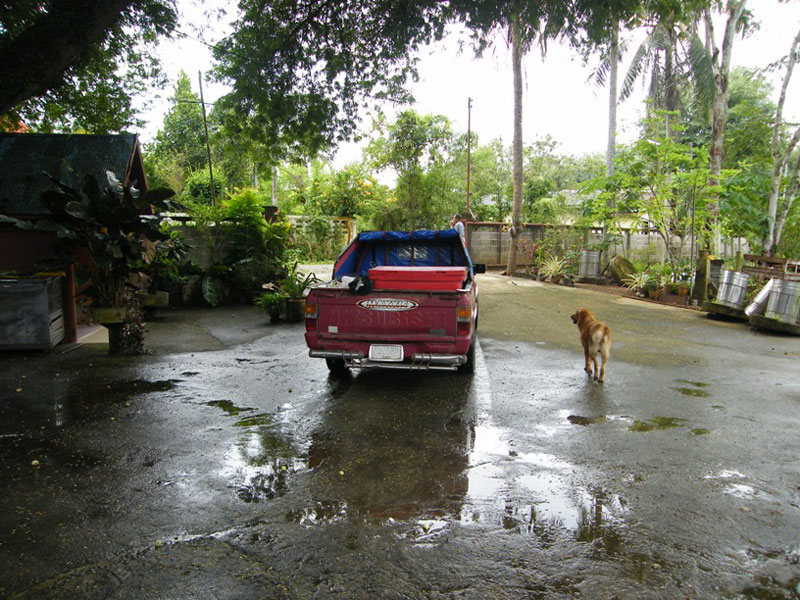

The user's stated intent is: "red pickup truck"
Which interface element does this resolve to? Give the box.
[304,229,485,373]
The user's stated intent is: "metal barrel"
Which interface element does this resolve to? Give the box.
[710,259,725,288]
[714,270,750,309]
[745,279,774,317]
[578,250,600,277]
[765,279,800,323]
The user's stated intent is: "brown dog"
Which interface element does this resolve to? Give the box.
[570,308,611,383]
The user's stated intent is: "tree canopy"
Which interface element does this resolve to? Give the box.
[0,0,177,132]
[210,0,449,163]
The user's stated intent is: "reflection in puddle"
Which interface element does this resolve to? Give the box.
[704,470,768,501]
[629,416,686,432]
[725,483,759,499]
[568,415,607,426]
[673,387,711,398]
[221,405,305,503]
[287,501,348,527]
[0,378,178,436]
[231,342,626,548]
[206,400,253,416]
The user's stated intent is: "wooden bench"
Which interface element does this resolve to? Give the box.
[742,254,800,282]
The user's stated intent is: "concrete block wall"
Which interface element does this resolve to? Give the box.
[467,223,547,266]
[465,222,749,266]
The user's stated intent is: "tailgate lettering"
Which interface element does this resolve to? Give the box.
[358,298,418,311]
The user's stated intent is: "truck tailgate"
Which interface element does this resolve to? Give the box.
[312,289,462,342]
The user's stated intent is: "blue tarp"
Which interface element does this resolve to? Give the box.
[333,229,473,279]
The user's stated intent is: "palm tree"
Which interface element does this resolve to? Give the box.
[506,17,524,275]
[620,16,685,137]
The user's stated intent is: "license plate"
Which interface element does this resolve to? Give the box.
[369,344,404,362]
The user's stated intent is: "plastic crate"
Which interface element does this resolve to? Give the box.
[368,266,467,291]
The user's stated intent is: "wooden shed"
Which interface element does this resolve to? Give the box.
[0,133,148,346]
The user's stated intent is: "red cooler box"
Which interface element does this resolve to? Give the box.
[368,266,467,291]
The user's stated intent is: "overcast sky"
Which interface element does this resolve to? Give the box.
[140,1,800,165]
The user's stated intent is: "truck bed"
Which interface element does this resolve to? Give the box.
[304,229,481,372]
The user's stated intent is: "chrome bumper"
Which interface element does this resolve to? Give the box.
[309,349,466,371]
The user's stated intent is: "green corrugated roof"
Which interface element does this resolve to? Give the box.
[0,133,142,216]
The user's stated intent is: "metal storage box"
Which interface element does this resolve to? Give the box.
[0,277,65,350]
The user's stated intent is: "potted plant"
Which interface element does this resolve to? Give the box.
[623,271,651,297]
[539,255,566,284]
[280,264,319,322]
[0,171,178,353]
[254,284,287,323]
[137,227,192,308]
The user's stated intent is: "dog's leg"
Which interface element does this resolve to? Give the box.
[583,347,592,376]
[590,354,599,381]
[597,343,609,383]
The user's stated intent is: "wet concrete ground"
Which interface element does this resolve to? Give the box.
[1,272,799,599]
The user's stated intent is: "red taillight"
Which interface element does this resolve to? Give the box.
[456,306,471,335]
[305,302,317,332]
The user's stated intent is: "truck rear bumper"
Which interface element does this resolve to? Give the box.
[309,349,466,371]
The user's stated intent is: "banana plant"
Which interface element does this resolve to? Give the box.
[0,171,179,306]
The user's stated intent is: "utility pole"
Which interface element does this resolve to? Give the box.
[198,71,216,206]
[466,97,472,218]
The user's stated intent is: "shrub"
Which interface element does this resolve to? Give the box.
[182,168,227,205]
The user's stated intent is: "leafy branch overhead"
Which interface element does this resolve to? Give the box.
[211,0,448,162]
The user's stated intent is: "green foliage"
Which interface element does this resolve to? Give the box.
[182,168,228,205]
[201,274,223,307]
[623,270,651,294]
[180,189,291,305]
[254,289,287,322]
[365,110,459,229]
[223,188,270,257]
[211,1,447,162]
[289,216,335,262]
[142,226,194,293]
[682,67,776,169]
[539,255,566,280]
[0,171,179,305]
[0,1,178,132]
[280,264,319,300]
[222,188,290,301]
[146,71,209,184]
[278,161,377,219]
[583,111,730,268]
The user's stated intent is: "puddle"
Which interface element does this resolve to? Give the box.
[287,501,348,527]
[223,436,304,502]
[460,442,626,539]
[725,483,760,499]
[234,413,274,427]
[206,400,254,416]
[673,387,711,398]
[629,416,686,432]
[567,415,607,426]
[704,470,770,501]
[109,379,178,393]
[235,344,626,546]
[0,378,178,436]
[675,380,709,388]
[221,409,304,503]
